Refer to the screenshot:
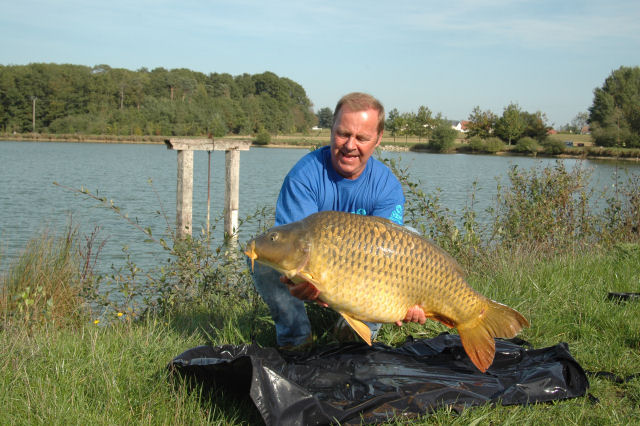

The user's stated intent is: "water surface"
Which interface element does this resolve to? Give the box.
[1,140,637,273]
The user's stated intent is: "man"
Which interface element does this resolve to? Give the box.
[252,92,425,349]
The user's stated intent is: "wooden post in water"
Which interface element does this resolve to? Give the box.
[164,138,251,240]
[176,149,194,236]
[224,148,241,242]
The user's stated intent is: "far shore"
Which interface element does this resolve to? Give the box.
[2,132,639,162]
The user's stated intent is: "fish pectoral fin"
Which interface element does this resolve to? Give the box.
[284,245,311,280]
[295,272,315,284]
[283,269,300,280]
[339,312,372,345]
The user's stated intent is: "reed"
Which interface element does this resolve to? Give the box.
[0,224,91,329]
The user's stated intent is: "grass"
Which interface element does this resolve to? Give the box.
[547,133,594,146]
[0,316,263,424]
[2,239,639,424]
[2,161,640,424]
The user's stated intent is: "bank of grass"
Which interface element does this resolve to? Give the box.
[2,161,640,424]
[0,313,264,424]
[1,241,639,424]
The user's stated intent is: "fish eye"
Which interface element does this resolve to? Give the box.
[269,232,279,242]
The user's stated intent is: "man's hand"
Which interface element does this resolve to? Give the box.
[280,276,329,307]
[395,305,427,326]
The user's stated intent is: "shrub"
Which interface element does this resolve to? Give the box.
[254,129,271,145]
[468,136,485,152]
[603,173,640,242]
[494,162,596,250]
[47,114,91,134]
[409,143,430,152]
[483,137,505,153]
[383,155,633,261]
[428,123,458,152]
[466,136,504,153]
[541,139,565,155]
[592,125,640,148]
[513,137,541,154]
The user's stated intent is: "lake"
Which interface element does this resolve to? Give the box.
[1,140,638,274]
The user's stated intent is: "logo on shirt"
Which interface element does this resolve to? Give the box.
[389,204,403,224]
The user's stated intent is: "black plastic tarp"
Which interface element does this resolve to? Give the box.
[168,334,588,425]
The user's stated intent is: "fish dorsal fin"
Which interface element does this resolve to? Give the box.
[339,312,372,345]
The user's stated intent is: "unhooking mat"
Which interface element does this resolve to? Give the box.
[168,333,589,425]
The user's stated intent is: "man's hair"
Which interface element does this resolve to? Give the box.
[333,92,385,134]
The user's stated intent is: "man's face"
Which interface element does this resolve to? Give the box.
[330,107,382,180]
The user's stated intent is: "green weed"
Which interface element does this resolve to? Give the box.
[0,223,93,330]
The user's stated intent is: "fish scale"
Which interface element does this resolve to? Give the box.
[245,210,529,372]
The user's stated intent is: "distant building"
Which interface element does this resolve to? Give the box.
[580,125,591,135]
[451,120,470,133]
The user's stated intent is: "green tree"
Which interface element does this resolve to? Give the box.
[0,64,315,137]
[562,112,589,134]
[385,108,400,141]
[428,121,458,152]
[414,105,434,142]
[495,103,525,145]
[399,112,413,142]
[208,72,240,99]
[589,66,640,147]
[521,111,551,142]
[316,107,333,128]
[234,73,256,97]
[466,106,496,139]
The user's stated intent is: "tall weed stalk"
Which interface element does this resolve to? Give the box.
[0,222,99,329]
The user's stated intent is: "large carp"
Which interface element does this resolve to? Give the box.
[244,211,529,372]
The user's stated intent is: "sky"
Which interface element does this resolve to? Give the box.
[1,0,639,127]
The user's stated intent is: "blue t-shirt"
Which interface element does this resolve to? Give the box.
[275,146,405,226]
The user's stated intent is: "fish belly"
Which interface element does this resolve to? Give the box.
[303,212,481,325]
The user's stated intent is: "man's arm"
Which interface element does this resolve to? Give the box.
[370,167,405,225]
[275,174,320,226]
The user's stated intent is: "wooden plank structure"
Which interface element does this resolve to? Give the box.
[164,138,251,241]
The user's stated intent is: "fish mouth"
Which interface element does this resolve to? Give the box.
[244,240,257,272]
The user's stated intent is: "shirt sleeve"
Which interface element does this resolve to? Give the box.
[275,175,320,226]
[370,172,405,225]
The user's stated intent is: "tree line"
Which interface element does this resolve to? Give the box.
[2,64,638,149]
[474,66,640,148]
[319,66,640,150]
[0,63,316,136]
[319,102,556,150]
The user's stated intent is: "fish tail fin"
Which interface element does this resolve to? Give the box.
[457,300,529,373]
